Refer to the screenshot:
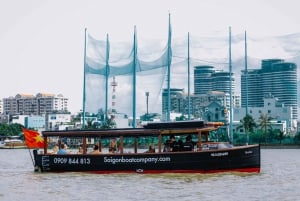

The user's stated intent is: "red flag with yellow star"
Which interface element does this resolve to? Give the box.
[22,128,44,149]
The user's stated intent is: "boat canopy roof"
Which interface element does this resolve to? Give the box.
[42,121,224,138]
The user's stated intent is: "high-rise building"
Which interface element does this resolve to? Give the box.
[162,88,185,119]
[0,99,3,114]
[241,69,263,107]
[241,59,297,120]
[194,65,214,95]
[212,71,235,95]
[194,65,235,95]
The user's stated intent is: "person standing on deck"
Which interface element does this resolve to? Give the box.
[57,143,67,154]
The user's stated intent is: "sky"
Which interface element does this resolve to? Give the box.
[0,0,299,114]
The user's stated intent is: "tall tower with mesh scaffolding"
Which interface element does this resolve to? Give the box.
[111,76,118,114]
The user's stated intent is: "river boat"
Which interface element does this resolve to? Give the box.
[32,120,260,174]
[0,136,27,149]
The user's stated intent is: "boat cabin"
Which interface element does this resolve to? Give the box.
[41,121,226,155]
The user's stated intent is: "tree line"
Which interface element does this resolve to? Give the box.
[0,123,24,137]
[235,113,300,145]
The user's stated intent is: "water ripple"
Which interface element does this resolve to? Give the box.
[1,149,300,201]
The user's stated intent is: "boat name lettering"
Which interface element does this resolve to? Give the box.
[245,150,253,154]
[211,152,228,157]
[53,157,91,165]
[103,156,171,165]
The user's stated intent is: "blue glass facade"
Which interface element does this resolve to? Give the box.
[194,66,214,95]
[241,59,298,119]
[194,65,235,95]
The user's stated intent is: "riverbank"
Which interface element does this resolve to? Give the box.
[260,144,300,149]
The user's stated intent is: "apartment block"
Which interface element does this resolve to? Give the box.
[2,93,69,115]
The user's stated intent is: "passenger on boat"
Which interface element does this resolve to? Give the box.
[163,139,171,152]
[77,146,84,154]
[182,135,194,151]
[50,145,59,154]
[109,138,118,154]
[89,144,101,154]
[57,144,67,154]
[164,135,176,152]
[145,145,155,153]
[172,139,183,152]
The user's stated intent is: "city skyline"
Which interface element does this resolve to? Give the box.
[1,0,300,114]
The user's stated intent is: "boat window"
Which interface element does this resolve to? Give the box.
[47,136,86,154]
[98,137,119,154]
[119,136,158,154]
[162,134,198,152]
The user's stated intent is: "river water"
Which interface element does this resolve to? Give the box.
[0,149,299,201]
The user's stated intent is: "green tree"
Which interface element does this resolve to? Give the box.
[175,114,186,121]
[294,133,300,144]
[0,123,9,136]
[258,113,273,144]
[237,114,256,145]
[0,123,23,136]
[101,115,116,129]
[277,130,284,144]
[85,118,94,129]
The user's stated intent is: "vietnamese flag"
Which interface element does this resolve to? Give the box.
[22,128,44,149]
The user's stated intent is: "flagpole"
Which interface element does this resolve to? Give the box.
[82,28,87,129]
[27,148,35,167]
[23,128,42,167]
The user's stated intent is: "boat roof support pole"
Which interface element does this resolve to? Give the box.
[158,133,162,153]
[83,136,87,154]
[98,138,102,152]
[134,137,138,153]
[197,131,202,150]
[44,136,48,154]
[119,136,124,154]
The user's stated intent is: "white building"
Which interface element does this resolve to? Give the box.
[46,113,72,130]
[2,93,68,115]
[233,95,294,134]
[0,99,3,114]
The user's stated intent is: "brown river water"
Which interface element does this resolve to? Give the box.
[0,149,299,201]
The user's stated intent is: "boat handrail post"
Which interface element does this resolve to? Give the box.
[57,137,62,151]
[197,131,202,151]
[119,136,124,154]
[158,132,162,153]
[82,136,87,154]
[98,136,102,152]
[134,137,138,154]
[44,136,48,154]
[205,131,209,142]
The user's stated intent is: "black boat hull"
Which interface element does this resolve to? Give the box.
[33,144,260,174]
